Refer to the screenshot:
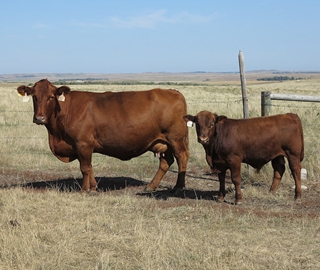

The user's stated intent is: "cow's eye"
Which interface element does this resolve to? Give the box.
[48,96,55,101]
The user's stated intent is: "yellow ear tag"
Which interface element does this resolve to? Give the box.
[58,93,65,102]
[22,93,30,102]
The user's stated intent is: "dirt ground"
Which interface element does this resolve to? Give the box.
[1,167,319,219]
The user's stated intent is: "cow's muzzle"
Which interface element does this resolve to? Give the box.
[33,116,46,125]
[198,136,209,145]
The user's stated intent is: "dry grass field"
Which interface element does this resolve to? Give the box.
[0,72,320,269]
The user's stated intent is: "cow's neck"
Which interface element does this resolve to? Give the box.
[45,110,66,138]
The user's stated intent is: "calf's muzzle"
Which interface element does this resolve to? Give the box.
[198,136,209,145]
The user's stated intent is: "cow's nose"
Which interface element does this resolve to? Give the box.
[33,116,45,124]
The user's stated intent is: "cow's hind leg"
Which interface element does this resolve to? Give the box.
[171,141,189,190]
[146,150,175,191]
[287,155,302,201]
[270,156,286,194]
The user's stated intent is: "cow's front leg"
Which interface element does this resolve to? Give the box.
[230,163,243,205]
[77,146,97,192]
[89,167,98,191]
[79,163,97,192]
[217,171,226,203]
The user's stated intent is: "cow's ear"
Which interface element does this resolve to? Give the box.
[56,86,71,96]
[216,115,227,122]
[17,85,33,96]
[183,115,196,123]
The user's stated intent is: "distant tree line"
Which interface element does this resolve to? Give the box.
[54,80,205,87]
[257,76,303,81]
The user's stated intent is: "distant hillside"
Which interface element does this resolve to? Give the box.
[1,71,319,84]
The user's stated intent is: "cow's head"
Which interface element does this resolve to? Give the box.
[17,79,70,125]
[184,111,219,146]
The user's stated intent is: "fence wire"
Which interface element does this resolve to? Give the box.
[0,97,318,172]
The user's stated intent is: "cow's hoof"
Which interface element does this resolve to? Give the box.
[87,189,98,195]
[171,188,182,195]
[171,186,184,194]
[80,188,97,194]
[216,197,224,203]
[144,186,156,192]
[173,185,185,190]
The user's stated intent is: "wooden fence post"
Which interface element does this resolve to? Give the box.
[238,50,249,119]
[238,50,252,177]
[261,91,272,116]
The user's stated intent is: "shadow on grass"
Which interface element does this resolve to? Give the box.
[20,176,146,192]
[9,173,235,203]
[137,188,223,202]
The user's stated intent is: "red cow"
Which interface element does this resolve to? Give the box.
[17,79,189,192]
[184,111,304,205]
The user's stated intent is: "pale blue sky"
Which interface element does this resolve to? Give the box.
[1,0,319,74]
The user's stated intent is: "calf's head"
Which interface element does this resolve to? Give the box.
[184,111,218,146]
[17,79,70,125]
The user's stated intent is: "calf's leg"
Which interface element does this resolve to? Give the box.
[287,155,302,201]
[217,171,226,203]
[270,156,285,194]
[229,163,243,205]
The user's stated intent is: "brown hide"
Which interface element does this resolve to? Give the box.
[184,111,304,204]
[18,79,189,192]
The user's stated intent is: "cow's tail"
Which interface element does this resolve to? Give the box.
[295,113,304,162]
[300,130,304,162]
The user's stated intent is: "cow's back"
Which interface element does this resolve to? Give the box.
[214,113,304,163]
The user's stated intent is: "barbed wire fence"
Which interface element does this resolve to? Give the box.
[0,97,243,178]
[1,94,319,173]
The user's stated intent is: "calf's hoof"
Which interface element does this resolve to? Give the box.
[235,200,243,206]
[295,198,302,204]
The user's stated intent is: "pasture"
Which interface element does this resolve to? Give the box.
[0,72,320,269]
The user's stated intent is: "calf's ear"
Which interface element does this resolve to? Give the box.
[17,85,33,96]
[183,115,196,123]
[56,86,71,96]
